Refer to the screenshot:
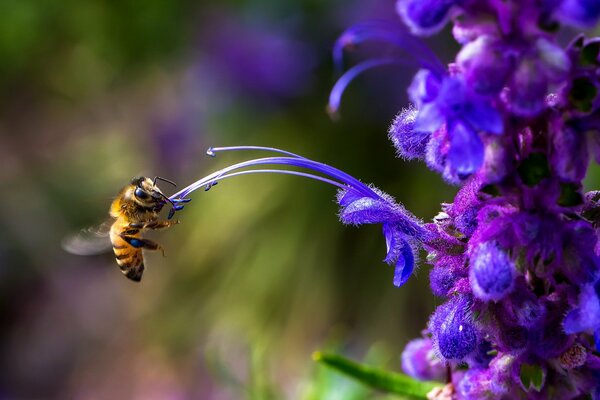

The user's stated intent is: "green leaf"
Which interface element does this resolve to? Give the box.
[517,153,550,186]
[558,183,583,207]
[313,352,442,399]
[519,363,545,392]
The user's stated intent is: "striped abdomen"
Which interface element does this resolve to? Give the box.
[110,222,145,282]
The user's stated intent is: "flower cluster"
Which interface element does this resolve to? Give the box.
[366,0,600,398]
[167,0,600,397]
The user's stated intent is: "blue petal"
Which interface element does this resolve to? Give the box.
[397,0,457,36]
[462,100,504,135]
[339,189,428,240]
[448,121,484,177]
[563,284,600,333]
[394,240,415,287]
[414,103,444,133]
[408,69,441,105]
[436,77,467,119]
[336,188,364,207]
[340,196,400,225]
[389,106,431,160]
[557,0,600,28]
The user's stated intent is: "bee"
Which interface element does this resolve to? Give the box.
[63,176,180,282]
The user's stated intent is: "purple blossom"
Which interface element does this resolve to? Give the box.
[401,337,446,381]
[388,106,430,160]
[396,0,458,36]
[555,0,600,28]
[167,0,600,397]
[366,0,600,394]
[408,71,504,179]
[168,146,429,287]
[469,242,515,302]
[429,295,477,361]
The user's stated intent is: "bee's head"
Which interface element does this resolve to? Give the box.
[130,176,176,210]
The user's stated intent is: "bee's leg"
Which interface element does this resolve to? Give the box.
[120,235,166,257]
[127,220,179,231]
[143,220,180,230]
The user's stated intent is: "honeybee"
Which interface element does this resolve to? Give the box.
[63,176,180,282]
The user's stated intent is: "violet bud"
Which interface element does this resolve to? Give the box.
[388,106,431,160]
[430,295,477,360]
[401,337,446,380]
[396,0,457,36]
[469,242,515,302]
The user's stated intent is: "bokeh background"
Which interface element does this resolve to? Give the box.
[2,0,599,399]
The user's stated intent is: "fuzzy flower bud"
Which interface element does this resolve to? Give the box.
[429,295,477,360]
[469,242,516,302]
[396,0,457,36]
[388,106,430,160]
[401,338,446,381]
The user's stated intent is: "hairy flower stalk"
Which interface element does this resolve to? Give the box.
[329,0,600,398]
[168,146,429,287]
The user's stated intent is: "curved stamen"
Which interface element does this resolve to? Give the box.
[201,169,351,191]
[169,156,379,201]
[206,146,306,159]
[328,57,415,116]
[333,20,446,76]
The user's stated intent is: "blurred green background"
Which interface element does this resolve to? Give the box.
[3,0,597,399]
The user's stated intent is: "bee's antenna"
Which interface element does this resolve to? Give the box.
[154,176,177,187]
[157,192,175,206]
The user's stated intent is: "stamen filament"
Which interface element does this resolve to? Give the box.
[206,146,306,159]
[328,57,414,116]
[169,152,380,202]
[203,169,351,191]
[333,21,445,76]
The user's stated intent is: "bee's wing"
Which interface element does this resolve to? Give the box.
[62,220,113,256]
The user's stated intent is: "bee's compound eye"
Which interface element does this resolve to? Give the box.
[135,187,149,199]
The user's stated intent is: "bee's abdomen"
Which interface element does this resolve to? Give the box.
[113,247,145,282]
[111,230,145,282]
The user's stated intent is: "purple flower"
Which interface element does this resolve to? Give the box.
[505,39,570,117]
[555,0,600,28]
[457,35,515,97]
[409,71,504,177]
[322,0,600,397]
[169,146,428,287]
[164,1,600,397]
[401,337,446,380]
[563,282,600,335]
[469,242,515,302]
[396,0,458,36]
[388,106,430,160]
[429,295,477,360]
